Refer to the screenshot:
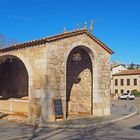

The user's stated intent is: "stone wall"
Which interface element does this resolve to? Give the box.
[0,45,47,123]
[43,34,111,121]
[0,32,111,123]
[66,47,92,115]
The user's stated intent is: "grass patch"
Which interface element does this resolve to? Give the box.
[131,90,140,97]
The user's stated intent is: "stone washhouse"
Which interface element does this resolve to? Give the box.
[0,28,113,123]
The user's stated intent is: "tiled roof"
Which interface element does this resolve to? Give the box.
[0,29,114,54]
[113,69,140,76]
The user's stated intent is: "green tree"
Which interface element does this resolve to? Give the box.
[128,62,135,69]
[136,64,140,69]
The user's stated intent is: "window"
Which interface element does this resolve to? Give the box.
[115,90,118,93]
[121,89,124,93]
[127,90,130,93]
[120,79,124,86]
[134,79,137,86]
[124,93,128,95]
[127,79,130,86]
[115,79,118,86]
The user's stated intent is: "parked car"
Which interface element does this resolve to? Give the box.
[118,93,135,100]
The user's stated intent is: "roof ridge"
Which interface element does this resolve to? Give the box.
[113,69,140,76]
[0,29,114,54]
[0,29,86,49]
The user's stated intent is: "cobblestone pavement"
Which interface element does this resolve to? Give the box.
[0,98,140,140]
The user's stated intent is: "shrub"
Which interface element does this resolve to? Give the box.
[131,89,140,97]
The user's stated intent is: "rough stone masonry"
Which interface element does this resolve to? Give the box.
[0,28,113,124]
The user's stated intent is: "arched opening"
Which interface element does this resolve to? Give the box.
[0,55,28,99]
[66,46,93,117]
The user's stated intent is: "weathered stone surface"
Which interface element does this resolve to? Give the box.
[0,30,112,123]
[68,69,91,115]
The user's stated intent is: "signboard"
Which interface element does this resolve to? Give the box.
[53,98,63,120]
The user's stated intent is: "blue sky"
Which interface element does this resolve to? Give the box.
[0,0,140,63]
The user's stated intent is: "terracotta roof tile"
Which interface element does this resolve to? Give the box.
[113,69,140,76]
[0,29,114,54]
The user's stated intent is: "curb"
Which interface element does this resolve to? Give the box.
[99,111,138,126]
[39,111,138,128]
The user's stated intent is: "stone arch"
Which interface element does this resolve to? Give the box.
[63,42,100,118]
[10,53,33,100]
[0,55,29,99]
[65,43,98,115]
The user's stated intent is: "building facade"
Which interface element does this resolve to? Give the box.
[0,28,113,124]
[111,69,140,98]
[111,64,127,75]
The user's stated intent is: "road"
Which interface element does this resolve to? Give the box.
[0,99,140,140]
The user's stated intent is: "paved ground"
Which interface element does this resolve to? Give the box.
[0,98,140,140]
[40,98,138,127]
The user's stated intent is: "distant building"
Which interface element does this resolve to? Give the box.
[111,64,127,75]
[111,69,140,99]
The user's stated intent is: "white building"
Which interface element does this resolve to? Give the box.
[111,64,127,75]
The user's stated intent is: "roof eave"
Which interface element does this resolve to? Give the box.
[0,29,114,54]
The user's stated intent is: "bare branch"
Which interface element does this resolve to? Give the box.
[0,34,19,48]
